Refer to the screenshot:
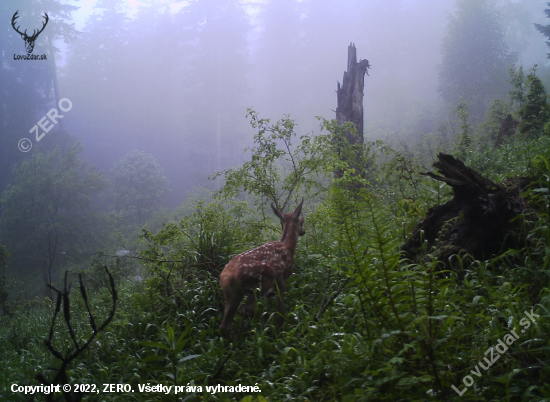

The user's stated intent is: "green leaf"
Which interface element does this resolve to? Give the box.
[142,355,167,363]
[140,341,170,351]
[178,354,200,363]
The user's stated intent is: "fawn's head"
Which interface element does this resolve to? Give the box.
[271,199,306,237]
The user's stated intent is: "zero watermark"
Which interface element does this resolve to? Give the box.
[452,307,540,396]
[18,98,72,152]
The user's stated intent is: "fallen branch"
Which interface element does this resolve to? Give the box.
[36,267,118,402]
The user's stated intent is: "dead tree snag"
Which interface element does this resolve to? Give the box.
[336,43,370,145]
[334,44,370,181]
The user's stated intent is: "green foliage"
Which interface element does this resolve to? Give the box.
[323,181,447,399]
[139,199,263,301]
[517,67,550,138]
[213,109,332,212]
[509,64,550,139]
[510,64,527,109]
[477,98,511,142]
[140,322,200,390]
[110,150,169,226]
[376,144,438,243]
[319,117,376,187]
[0,144,107,295]
[455,100,471,159]
[240,397,268,402]
[0,245,8,314]
[537,156,550,213]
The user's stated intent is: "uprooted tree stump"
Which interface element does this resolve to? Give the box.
[402,153,529,264]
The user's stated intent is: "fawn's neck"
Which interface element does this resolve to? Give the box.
[279,222,299,256]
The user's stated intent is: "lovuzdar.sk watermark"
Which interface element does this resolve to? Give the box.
[452,307,540,396]
[14,54,47,60]
[11,10,48,60]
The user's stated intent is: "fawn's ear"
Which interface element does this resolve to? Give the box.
[292,198,304,220]
[271,203,284,223]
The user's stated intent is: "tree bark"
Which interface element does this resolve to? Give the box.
[336,43,370,145]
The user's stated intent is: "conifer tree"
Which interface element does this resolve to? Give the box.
[517,67,550,137]
[534,3,550,59]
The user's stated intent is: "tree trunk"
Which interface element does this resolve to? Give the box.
[402,153,529,264]
[336,43,370,145]
[334,44,370,181]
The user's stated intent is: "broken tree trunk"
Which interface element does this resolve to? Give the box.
[336,43,370,145]
[402,153,529,264]
[334,44,370,181]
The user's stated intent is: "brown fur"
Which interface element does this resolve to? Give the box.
[219,200,305,338]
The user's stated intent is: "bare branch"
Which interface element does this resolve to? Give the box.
[37,267,118,402]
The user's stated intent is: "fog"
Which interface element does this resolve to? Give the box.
[2,0,550,207]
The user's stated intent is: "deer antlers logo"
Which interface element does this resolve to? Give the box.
[11,11,49,54]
